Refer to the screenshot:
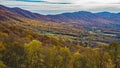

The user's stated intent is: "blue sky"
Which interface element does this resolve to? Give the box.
[0,0,120,15]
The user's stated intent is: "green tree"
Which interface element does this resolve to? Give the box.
[2,41,24,68]
[0,61,7,68]
[106,42,120,68]
[24,40,44,68]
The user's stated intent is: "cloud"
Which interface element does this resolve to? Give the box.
[5,0,120,4]
[44,0,120,4]
[0,0,120,15]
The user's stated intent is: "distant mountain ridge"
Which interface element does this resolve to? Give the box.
[0,5,120,28]
[0,5,49,21]
[96,12,120,22]
[47,11,120,28]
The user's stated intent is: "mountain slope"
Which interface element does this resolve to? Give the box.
[47,11,120,28]
[0,5,23,22]
[97,12,120,22]
[0,4,86,38]
[1,5,120,28]
[0,5,50,21]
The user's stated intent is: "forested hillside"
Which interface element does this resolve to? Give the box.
[0,5,120,68]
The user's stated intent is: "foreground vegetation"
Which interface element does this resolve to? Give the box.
[0,39,120,68]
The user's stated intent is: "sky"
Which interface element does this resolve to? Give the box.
[0,0,120,15]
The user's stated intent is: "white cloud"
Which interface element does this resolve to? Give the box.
[44,0,120,4]
[0,0,120,15]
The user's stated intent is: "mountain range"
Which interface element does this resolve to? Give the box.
[0,4,120,29]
